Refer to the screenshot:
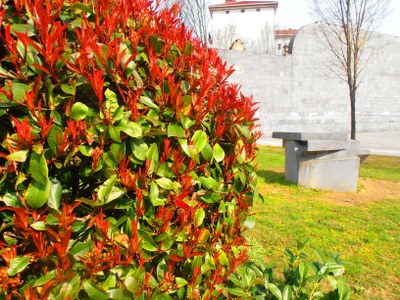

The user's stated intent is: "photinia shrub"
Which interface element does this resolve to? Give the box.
[0,0,261,298]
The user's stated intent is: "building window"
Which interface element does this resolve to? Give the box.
[277,44,281,50]
[241,9,245,13]
[256,8,261,12]
[225,11,230,14]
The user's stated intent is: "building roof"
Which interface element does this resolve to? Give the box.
[275,29,298,38]
[209,1,279,12]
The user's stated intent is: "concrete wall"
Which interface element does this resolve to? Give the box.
[218,23,400,143]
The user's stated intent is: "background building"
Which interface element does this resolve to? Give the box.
[209,1,278,53]
[274,28,298,54]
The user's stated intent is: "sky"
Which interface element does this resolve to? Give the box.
[275,0,400,36]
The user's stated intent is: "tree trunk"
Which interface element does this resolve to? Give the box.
[350,89,356,140]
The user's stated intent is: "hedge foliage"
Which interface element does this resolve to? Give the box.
[0,0,260,298]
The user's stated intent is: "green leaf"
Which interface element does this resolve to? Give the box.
[46,214,60,225]
[124,276,140,294]
[175,277,188,287]
[322,263,345,277]
[200,191,222,204]
[192,130,207,153]
[297,238,311,250]
[149,35,165,54]
[157,259,168,281]
[150,292,173,300]
[50,111,62,125]
[25,179,50,209]
[30,221,46,231]
[213,143,225,162]
[235,124,251,138]
[160,236,173,251]
[218,250,229,266]
[33,271,56,287]
[132,68,144,88]
[78,145,93,157]
[107,186,127,203]
[102,274,117,290]
[147,143,159,174]
[155,178,174,190]
[201,143,213,161]
[71,2,94,14]
[122,121,142,138]
[61,83,76,95]
[194,208,205,226]
[7,150,29,162]
[47,125,63,154]
[139,96,159,109]
[141,231,158,252]
[0,66,15,78]
[83,279,109,300]
[168,123,185,138]
[70,241,94,259]
[1,193,22,207]
[29,152,48,184]
[226,287,249,297]
[112,107,124,122]
[180,115,195,129]
[181,95,192,115]
[70,102,89,120]
[149,181,164,206]
[337,279,351,300]
[312,291,324,299]
[107,289,133,300]
[98,175,117,203]
[110,142,126,162]
[3,233,17,245]
[132,139,148,161]
[10,24,35,36]
[199,176,219,191]
[184,41,194,55]
[297,262,308,283]
[72,221,87,232]
[181,80,190,93]
[268,283,283,300]
[156,163,174,179]
[108,125,121,142]
[282,285,293,300]
[178,138,199,163]
[0,82,30,103]
[104,89,119,112]
[103,152,118,171]
[8,256,30,276]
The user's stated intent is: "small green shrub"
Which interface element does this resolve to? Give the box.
[0,0,260,298]
[226,239,351,299]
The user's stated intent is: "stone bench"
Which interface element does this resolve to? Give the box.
[272,132,370,192]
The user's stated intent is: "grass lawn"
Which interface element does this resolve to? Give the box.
[247,146,400,300]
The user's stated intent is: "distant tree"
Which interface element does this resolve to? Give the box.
[157,0,210,43]
[311,0,392,139]
[255,22,275,54]
[213,23,238,50]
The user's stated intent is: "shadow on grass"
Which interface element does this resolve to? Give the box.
[256,170,295,187]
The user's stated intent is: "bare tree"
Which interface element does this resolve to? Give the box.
[157,0,210,43]
[311,0,391,139]
[213,23,238,50]
[255,22,275,54]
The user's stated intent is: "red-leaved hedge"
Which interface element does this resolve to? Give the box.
[0,0,261,298]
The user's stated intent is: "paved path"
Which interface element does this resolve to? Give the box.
[357,131,400,157]
[259,131,400,157]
